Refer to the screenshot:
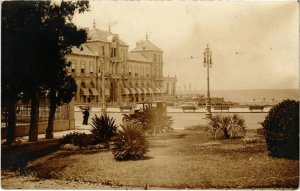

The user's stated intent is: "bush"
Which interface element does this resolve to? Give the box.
[262,99,299,159]
[122,107,174,134]
[110,122,149,161]
[184,124,209,131]
[60,143,106,150]
[208,114,246,139]
[242,137,259,144]
[60,132,95,147]
[90,114,118,144]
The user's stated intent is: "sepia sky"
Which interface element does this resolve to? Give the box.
[73,1,299,90]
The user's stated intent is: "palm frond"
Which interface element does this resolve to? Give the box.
[111,122,149,161]
[90,114,118,144]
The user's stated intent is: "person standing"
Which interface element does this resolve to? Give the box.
[82,108,90,125]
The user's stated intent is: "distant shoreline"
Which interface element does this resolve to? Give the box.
[176,89,299,103]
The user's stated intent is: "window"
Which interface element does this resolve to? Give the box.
[101,46,105,56]
[81,62,85,73]
[91,81,95,88]
[71,63,75,73]
[135,66,138,76]
[129,65,132,75]
[89,62,94,73]
[110,48,116,57]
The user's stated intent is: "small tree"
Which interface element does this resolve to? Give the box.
[2,1,89,142]
[46,72,77,139]
[262,99,299,159]
[2,1,48,143]
[41,2,89,138]
[208,114,246,139]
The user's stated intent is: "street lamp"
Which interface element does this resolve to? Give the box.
[203,44,213,119]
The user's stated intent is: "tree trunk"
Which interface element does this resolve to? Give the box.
[29,91,39,141]
[46,92,57,139]
[6,97,17,144]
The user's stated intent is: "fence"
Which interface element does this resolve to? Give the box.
[1,99,69,128]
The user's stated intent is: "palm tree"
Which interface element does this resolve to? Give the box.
[111,122,149,160]
[209,114,246,139]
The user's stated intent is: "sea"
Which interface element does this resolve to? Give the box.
[177,89,299,105]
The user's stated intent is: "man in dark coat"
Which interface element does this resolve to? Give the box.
[82,109,90,125]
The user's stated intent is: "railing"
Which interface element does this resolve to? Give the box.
[1,100,69,128]
[214,105,230,112]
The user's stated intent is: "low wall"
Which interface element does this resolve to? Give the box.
[1,120,72,139]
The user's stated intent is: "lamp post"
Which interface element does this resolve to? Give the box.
[203,44,213,119]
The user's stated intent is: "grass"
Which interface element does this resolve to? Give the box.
[22,129,299,189]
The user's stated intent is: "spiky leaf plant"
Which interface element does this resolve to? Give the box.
[90,114,118,144]
[111,122,149,161]
[209,114,246,139]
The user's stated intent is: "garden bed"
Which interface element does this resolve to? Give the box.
[4,129,297,189]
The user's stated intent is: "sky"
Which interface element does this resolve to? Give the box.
[73,1,299,90]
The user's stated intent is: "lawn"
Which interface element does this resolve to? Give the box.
[24,129,299,189]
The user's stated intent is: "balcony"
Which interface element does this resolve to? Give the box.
[75,73,96,78]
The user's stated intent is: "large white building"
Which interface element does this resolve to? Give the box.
[67,25,176,106]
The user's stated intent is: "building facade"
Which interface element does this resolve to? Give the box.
[66,26,176,106]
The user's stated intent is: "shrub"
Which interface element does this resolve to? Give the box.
[262,99,299,159]
[90,114,118,144]
[60,143,106,150]
[184,124,209,131]
[208,114,246,139]
[111,122,149,161]
[122,107,174,134]
[242,137,259,144]
[60,132,94,147]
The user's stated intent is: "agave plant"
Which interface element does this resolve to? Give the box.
[90,114,118,144]
[209,114,246,139]
[111,122,149,161]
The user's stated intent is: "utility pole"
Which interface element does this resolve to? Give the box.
[203,44,213,119]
